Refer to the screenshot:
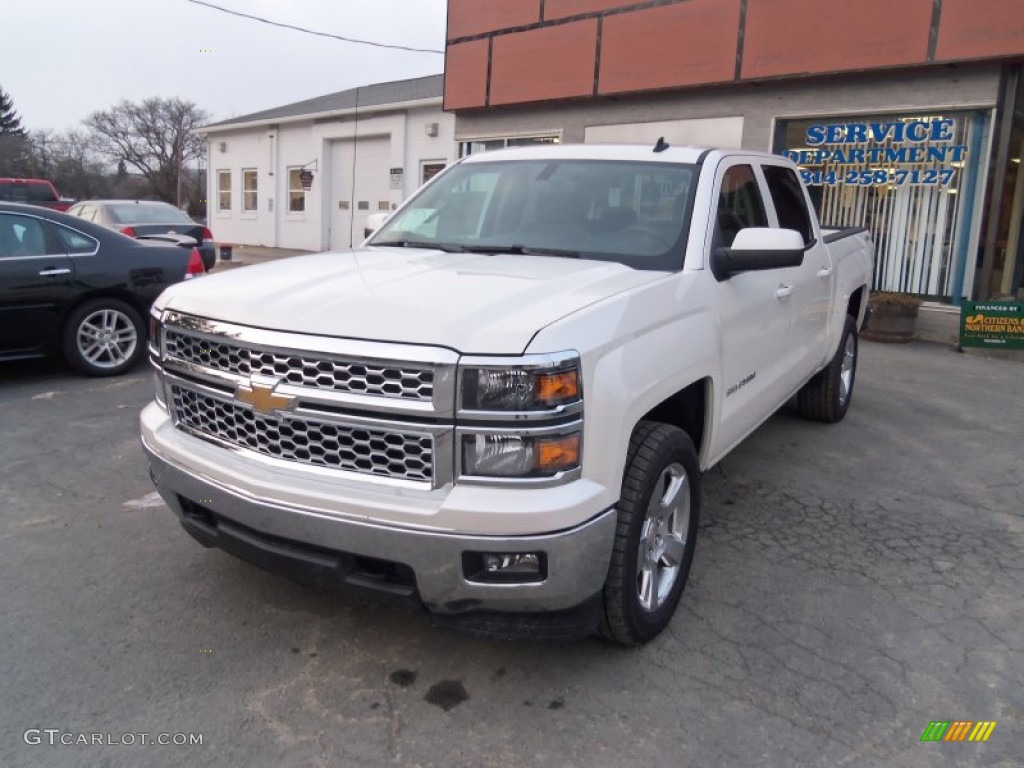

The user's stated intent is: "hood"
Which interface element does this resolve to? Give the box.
[156,248,665,353]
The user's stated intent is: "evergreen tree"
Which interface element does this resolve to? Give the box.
[0,86,25,135]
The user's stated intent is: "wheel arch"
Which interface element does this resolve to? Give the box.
[636,377,711,464]
[848,285,867,327]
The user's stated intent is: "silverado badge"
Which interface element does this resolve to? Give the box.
[236,378,295,415]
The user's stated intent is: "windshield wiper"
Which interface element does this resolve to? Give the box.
[371,239,465,253]
[458,244,581,259]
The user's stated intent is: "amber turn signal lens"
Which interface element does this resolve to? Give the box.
[536,434,581,473]
[535,369,580,405]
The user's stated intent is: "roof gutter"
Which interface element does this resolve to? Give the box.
[201,96,443,134]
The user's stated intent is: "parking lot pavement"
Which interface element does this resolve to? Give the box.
[1,341,1021,768]
[209,245,311,273]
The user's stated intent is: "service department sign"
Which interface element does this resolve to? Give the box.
[786,117,968,190]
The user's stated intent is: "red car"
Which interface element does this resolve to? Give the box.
[0,178,73,212]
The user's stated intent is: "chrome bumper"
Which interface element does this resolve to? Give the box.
[144,442,617,615]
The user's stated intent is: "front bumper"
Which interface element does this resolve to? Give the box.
[143,433,617,620]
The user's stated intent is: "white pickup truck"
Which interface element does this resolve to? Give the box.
[142,144,871,644]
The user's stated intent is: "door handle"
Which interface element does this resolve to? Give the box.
[817,266,833,279]
[38,268,71,276]
[775,284,794,299]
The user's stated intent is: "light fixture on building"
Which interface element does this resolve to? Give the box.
[218,142,227,153]
[425,122,439,137]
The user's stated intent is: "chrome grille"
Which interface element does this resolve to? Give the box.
[165,330,434,401]
[170,384,434,483]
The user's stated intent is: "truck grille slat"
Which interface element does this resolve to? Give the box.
[170,385,434,483]
[165,330,434,401]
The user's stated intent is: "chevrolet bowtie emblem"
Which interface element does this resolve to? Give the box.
[236,379,295,414]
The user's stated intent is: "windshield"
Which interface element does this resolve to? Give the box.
[370,159,697,270]
[107,203,193,225]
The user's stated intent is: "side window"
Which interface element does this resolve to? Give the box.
[715,165,768,247]
[218,170,232,211]
[54,224,98,254]
[0,214,49,258]
[762,165,814,244]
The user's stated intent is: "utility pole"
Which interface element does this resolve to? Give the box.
[176,139,183,209]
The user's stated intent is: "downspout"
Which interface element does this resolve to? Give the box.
[269,125,278,247]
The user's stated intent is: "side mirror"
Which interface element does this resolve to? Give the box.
[711,227,806,281]
[363,212,392,241]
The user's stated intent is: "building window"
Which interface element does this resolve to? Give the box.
[458,135,560,157]
[217,171,231,211]
[288,168,306,213]
[421,162,447,184]
[242,169,258,212]
[776,112,978,300]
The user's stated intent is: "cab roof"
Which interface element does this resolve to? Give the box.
[458,143,784,166]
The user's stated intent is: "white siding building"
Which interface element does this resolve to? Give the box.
[202,75,454,252]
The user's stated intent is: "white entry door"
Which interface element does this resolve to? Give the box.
[329,136,392,250]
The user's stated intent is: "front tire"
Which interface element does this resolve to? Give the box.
[600,421,701,645]
[63,298,145,377]
[797,315,858,423]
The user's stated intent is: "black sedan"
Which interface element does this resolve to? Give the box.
[0,202,205,376]
[66,199,217,271]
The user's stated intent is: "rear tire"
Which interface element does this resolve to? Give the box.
[798,315,858,423]
[63,298,145,377]
[600,421,701,645]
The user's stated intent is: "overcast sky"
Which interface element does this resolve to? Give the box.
[3,0,448,133]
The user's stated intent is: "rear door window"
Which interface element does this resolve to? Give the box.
[762,165,814,244]
[54,224,98,254]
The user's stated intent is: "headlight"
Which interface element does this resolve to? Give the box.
[461,431,581,478]
[457,352,583,485]
[460,353,581,413]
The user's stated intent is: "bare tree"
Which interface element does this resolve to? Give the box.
[31,130,113,200]
[85,97,210,204]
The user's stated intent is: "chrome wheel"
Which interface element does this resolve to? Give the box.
[76,308,139,369]
[839,332,856,406]
[636,462,690,612]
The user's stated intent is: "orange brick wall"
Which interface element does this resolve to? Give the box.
[446,0,540,39]
[490,21,599,106]
[741,0,933,79]
[936,0,1024,61]
[445,0,1024,110]
[599,0,741,94]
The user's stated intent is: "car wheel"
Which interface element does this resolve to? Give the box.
[63,298,145,377]
[600,421,701,645]
[797,314,858,423]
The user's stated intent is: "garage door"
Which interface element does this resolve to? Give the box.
[329,137,392,250]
